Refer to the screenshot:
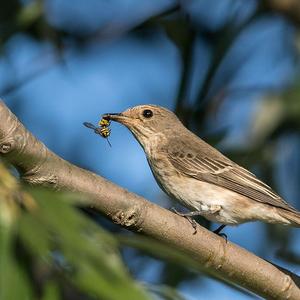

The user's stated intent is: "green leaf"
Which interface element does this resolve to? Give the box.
[41,281,61,300]
[144,283,187,300]
[17,0,43,27]
[0,225,34,300]
[18,188,151,300]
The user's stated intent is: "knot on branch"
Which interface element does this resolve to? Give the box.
[204,238,227,271]
[22,174,58,187]
[112,205,144,231]
[279,274,293,299]
[0,141,13,153]
[0,111,22,154]
[0,134,26,155]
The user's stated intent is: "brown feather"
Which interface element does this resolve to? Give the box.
[277,209,300,227]
[167,137,297,213]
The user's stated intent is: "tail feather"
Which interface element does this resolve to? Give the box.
[277,209,300,227]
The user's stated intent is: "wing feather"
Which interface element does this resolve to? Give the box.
[167,143,296,212]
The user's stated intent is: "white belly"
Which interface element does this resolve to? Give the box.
[153,169,290,225]
[160,174,246,224]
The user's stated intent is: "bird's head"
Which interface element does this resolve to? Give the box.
[103,105,182,145]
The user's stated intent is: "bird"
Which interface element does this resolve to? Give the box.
[103,104,300,234]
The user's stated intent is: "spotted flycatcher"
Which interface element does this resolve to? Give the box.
[103,105,300,233]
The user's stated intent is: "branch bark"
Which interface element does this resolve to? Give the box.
[0,100,299,299]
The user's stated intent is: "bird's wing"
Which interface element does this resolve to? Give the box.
[167,140,296,212]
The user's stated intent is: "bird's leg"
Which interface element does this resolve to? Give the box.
[171,208,198,234]
[171,205,221,235]
[213,224,227,240]
[214,224,226,234]
[171,205,221,217]
[185,216,198,235]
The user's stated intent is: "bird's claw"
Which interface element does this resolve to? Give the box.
[171,207,198,234]
[171,207,184,216]
[213,225,227,242]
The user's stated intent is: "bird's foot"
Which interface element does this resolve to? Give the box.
[171,208,198,234]
[213,224,227,241]
[171,208,226,238]
[171,207,220,217]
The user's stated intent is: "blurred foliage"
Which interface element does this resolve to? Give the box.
[0,162,152,300]
[0,0,60,48]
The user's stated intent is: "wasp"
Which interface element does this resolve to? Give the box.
[83,116,112,146]
[98,118,110,128]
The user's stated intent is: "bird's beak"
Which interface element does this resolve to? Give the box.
[102,113,130,124]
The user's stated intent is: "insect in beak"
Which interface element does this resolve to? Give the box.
[83,118,112,147]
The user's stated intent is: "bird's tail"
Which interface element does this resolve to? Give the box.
[277,209,300,227]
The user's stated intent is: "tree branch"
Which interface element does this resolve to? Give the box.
[0,100,299,299]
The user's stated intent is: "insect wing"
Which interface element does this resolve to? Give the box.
[83,122,97,130]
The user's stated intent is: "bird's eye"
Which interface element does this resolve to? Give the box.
[142,109,153,118]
